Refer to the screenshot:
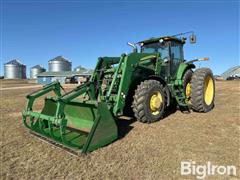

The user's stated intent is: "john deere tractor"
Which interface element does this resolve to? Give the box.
[22,33,215,154]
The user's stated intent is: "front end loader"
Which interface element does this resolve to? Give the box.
[22,32,215,153]
[22,77,118,153]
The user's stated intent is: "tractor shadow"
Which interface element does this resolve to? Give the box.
[116,104,178,140]
[162,103,178,119]
[116,116,135,140]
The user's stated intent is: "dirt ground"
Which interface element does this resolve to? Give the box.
[0,79,36,88]
[1,80,239,179]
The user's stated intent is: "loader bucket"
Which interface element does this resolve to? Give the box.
[22,98,118,153]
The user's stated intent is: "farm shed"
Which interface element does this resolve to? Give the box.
[37,71,91,84]
[221,66,240,80]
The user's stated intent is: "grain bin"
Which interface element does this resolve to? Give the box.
[30,65,46,79]
[48,56,72,72]
[4,59,26,79]
[74,65,86,72]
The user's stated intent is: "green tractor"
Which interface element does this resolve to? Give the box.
[22,33,215,154]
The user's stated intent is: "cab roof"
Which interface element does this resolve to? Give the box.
[138,36,184,45]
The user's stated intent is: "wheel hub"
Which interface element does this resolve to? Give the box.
[185,82,191,99]
[204,76,214,105]
[149,91,162,115]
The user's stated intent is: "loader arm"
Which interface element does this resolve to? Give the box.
[107,53,159,116]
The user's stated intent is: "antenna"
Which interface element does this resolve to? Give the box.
[172,31,196,44]
[171,31,194,37]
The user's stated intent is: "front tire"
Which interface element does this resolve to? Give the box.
[190,68,215,112]
[132,80,166,123]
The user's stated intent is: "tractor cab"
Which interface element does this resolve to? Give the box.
[138,36,185,77]
[139,36,184,58]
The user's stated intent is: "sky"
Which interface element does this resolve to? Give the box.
[0,0,239,76]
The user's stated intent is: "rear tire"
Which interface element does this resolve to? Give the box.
[132,80,166,123]
[190,68,215,112]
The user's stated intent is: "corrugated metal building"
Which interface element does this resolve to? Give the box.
[221,66,240,80]
[37,71,92,84]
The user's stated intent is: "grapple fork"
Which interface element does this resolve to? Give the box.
[22,81,118,153]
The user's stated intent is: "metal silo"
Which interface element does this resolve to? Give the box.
[74,65,86,72]
[4,59,26,79]
[30,65,46,79]
[48,56,72,72]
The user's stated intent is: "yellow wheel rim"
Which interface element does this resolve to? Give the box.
[149,91,162,115]
[204,76,214,105]
[185,82,191,100]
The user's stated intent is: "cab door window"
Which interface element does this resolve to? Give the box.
[170,41,183,61]
[170,42,184,75]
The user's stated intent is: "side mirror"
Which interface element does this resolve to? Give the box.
[190,34,196,44]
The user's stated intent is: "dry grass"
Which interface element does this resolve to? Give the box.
[0,79,36,88]
[1,80,239,179]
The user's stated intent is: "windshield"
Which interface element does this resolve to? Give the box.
[141,42,169,59]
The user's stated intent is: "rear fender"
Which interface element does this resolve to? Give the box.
[176,63,195,81]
